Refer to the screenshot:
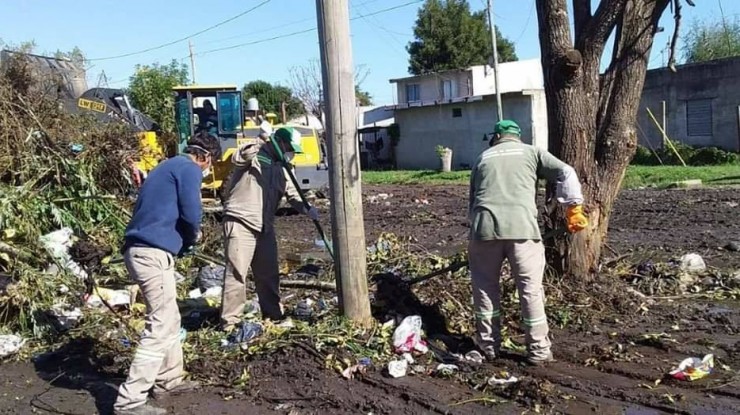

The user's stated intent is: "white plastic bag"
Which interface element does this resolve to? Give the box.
[0,334,25,357]
[392,315,428,354]
[39,228,88,280]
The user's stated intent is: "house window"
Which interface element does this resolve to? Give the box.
[452,108,462,118]
[442,80,453,99]
[406,84,420,102]
[686,99,713,136]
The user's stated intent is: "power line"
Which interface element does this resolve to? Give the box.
[192,0,423,58]
[513,0,535,45]
[87,0,273,61]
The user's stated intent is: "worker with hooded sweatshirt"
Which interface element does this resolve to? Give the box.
[114,132,221,415]
[468,119,588,366]
[220,127,319,330]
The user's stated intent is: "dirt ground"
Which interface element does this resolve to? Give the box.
[1,185,738,415]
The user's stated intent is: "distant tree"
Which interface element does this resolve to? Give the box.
[288,59,371,124]
[242,80,303,120]
[128,60,188,132]
[683,17,740,63]
[54,46,85,67]
[407,0,517,75]
[355,85,373,106]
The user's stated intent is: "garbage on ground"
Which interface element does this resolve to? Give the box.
[294,264,321,279]
[0,334,25,357]
[488,372,519,385]
[410,364,427,374]
[197,264,224,290]
[465,350,484,364]
[387,359,408,378]
[179,327,187,343]
[49,306,83,330]
[188,286,223,300]
[679,253,706,273]
[402,353,415,364]
[435,364,459,376]
[669,354,714,381]
[724,241,740,252]
[223,321,263,348]
[39,228,88,280]
[85,287,130,308]
[392,315,428,354]
[342,357,372,379]
[294,299,314,320]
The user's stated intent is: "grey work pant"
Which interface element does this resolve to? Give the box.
[468,239,551,359]
[220,218,283,326]
[114,246,184,411]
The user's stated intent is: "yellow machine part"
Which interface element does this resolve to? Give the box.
[134,131,164,174]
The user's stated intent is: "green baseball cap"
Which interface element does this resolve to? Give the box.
[494,120,521,136]
[273,127,303,153]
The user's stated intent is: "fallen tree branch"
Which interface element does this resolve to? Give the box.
[0,241,36,263]
[281,279,336,291]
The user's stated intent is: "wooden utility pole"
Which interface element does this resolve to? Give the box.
[281,101,287,124]
[188,40,197,85]
[315,0,372,325]
[486,0,503,121]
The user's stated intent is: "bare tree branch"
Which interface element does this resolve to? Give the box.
[667,0,683,72]
[573,0,593,39]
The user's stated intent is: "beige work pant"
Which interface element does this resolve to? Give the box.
[114,246,184,411]
[468,239,551,359]
[220,218,283,326]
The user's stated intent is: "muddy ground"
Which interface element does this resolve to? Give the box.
[1,185,738,414]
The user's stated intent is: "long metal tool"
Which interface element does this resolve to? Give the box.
[270,138,335,261]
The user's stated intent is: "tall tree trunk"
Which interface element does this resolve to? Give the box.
[536,0,671,278]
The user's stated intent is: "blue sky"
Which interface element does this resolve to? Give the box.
[2,0,738,104]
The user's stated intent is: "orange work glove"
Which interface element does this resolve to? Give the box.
[566,205,589,233]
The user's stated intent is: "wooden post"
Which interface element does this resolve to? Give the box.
[188,40,197,85]
[486,0,503,121]
[281,101,287,124]
[315,0,372,325]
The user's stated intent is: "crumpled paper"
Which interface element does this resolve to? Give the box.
[669,354,713,381]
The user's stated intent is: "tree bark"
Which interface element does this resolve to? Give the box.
[536,0,671,279]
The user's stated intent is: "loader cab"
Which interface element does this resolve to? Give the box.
[172,85,245,192]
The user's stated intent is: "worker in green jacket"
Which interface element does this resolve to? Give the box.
[468,119,588,365]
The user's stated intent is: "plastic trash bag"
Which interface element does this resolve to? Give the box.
[669,354,714,381]
[392,315,428,354]
[197,264,225,291]
[0,334,25,357]
[225,321,263,346]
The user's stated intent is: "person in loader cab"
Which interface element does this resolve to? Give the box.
[468,119,588,366]
[220,127,319,330]
[114,131,221,415]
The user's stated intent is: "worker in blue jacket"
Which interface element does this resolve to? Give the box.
[114,132,221,415]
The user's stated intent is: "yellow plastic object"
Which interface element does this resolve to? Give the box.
[134,131,164,174]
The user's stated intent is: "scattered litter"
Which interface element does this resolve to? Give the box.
[39,228,88,280]
[402,353,415,364]
[679,253,706,273]
[174,271,185,284]
[413,198,430,205]
[392,315,428,354]
[669,354,714,381]
[636,260,656,276]
[294,299,314,320]
[188,286,223,300]
[314,238,333,249]
[188,288,202,299]
[85,287,130,308]
[387,359,408,378]
[294,264,321,279]
[0,334,25,357]
[49,306,82,330]
[410,364,427,374]
[223,322,263,347]
[179,327,187,343]
[435,364,459,376]
[723,241,740,252]
[487,372,519,385]
[342,358,372,379]
[465,350,484,364]
[197,264,224,290]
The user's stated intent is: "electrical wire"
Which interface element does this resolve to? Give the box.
[86,0,273,61]
[191,0,424,58]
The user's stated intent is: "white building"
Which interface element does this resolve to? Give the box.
[389,59,547,170]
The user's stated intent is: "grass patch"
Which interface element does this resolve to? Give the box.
[622,165,740,188]
[363,165,740,189]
